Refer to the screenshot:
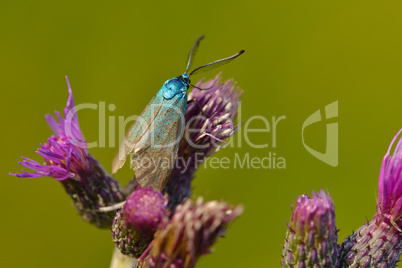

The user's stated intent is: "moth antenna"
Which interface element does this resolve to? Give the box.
[189,50,245,76]
[185,36,205,74]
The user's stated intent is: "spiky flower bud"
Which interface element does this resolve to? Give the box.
[165,74,242,210]
[282,190,338,268]
[339,130,402,267]
[137,197,244,268]
[10,77,125,228]
[112,187,167,258]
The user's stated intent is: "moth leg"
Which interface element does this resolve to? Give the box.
[188,98,209,117]
[189,82,219,91]
[97,201,126,212]
[203,132,224,143]
[203,125,238,147]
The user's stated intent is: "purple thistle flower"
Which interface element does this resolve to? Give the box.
[112,187,167,258]
[11,78,86,180]
[164,74,242,210]
[10,77,125,228]
[282,190,339,268]
[137,197,244,268]
[339,130,402,267]
[377,129,402,225]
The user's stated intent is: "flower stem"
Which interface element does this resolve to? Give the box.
[110,247,136,268]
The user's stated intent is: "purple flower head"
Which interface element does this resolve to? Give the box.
[378,128,402,224]
[282,190,338,268]
[11,77,87,180]
[11,77,125,228]
[138,197,244,268]
[112,187,167,258]
[339,130,402,267]
[165,74,242,210]
[180,73,241,165]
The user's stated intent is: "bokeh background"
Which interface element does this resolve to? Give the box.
[2,1,402,267]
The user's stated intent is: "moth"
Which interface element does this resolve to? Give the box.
[112,36,244,192]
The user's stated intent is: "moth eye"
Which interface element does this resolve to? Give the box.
[168,80,181,91]
[163,89,175,100]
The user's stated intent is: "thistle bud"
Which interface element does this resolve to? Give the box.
[282,190,338,267]
[138,197,244,268]
[112,187,167,258]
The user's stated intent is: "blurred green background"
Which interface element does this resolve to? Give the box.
[2,1,402,267]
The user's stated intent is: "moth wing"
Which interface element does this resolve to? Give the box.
[131,94,187,191]
[112,91,164,174]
